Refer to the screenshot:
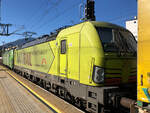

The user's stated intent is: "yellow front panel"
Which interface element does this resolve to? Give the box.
[138,0,150,103]
[80,22,104,86]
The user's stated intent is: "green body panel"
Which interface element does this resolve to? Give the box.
[9,50,14,69]
[14,21,136,86]
[2,50,14,69]
[2,51,8,66]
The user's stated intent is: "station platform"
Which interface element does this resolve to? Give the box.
[0,65,84,113]
[0,68,54,113]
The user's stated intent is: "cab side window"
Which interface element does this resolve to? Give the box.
[61,40,66,54]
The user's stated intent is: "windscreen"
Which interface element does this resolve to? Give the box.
[96,27,137,53]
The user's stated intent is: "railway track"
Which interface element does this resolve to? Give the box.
[0,65,84,113]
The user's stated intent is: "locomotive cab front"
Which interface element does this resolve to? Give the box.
[79,21,137,86]
[94,25,137,85]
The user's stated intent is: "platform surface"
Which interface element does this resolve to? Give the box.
[0,65,84,113]
[0,69,53,113]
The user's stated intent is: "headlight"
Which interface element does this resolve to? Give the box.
[92,66,104,84]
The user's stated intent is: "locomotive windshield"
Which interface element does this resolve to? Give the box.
[96,27,137,53]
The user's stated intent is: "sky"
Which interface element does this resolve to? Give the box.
[0,0,137,45]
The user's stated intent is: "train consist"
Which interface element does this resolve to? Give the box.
[2,21,137,113]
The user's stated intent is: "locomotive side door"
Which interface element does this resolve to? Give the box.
[60,39,68,77]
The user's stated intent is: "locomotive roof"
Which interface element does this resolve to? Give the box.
[91,21,127,30]
[16,26,70,50]
[17,34,57,50]
[57,21,129,37]
[16,21,129,50]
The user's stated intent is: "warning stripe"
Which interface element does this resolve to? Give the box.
[6,71,62,113]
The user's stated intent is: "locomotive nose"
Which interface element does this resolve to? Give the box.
[103,55,137,85]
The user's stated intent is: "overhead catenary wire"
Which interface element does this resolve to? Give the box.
[32,1,81,32]
[108,12,137,22]
[24,0,136,37]
[36,8,136,36]
[23,0,48,28]
[29,0,63,31]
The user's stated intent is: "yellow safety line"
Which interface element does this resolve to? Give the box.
[6,70,62,113]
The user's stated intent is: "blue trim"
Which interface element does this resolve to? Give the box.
[142,88,150,102]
